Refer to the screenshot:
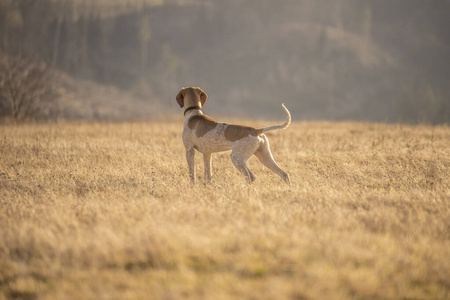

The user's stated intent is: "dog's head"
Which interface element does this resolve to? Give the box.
[176,87,208,108]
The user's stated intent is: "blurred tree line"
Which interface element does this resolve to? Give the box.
[0,0,449,123]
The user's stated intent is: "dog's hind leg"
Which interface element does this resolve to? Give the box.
[230,152,256,183]
[254,135,290,183]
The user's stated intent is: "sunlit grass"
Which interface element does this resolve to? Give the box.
[1,120,449,299]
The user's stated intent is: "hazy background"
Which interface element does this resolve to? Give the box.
[0,0,449,123]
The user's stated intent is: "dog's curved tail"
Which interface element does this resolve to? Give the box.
[261,104,291,133]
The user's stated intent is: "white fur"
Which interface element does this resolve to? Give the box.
[177,87,290,183]
[182,108,290,184]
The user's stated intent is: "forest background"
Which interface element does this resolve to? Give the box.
[0,0,449,123]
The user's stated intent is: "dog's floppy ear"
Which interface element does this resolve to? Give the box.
[176,90,184,108]
[199,89,208,107]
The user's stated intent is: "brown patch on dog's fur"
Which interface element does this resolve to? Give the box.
[224,125,262,142]
[188,115,218,138]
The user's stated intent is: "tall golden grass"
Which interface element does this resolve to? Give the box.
[0,120,449,299]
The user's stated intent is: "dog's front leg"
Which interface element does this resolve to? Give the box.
[186,148,196,183]
[203,153,212,183]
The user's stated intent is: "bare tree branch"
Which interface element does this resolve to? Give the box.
[0,54,58,122]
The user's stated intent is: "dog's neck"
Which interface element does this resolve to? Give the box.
[184,106,202,116]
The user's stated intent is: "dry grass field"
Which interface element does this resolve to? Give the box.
[0,119,449,300]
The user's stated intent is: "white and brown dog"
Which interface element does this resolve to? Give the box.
[176,87,290,183]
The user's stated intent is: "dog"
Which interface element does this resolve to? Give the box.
[176,87,290,183]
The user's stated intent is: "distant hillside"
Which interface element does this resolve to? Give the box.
[1,0,449,123]
[54,70,165,120]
